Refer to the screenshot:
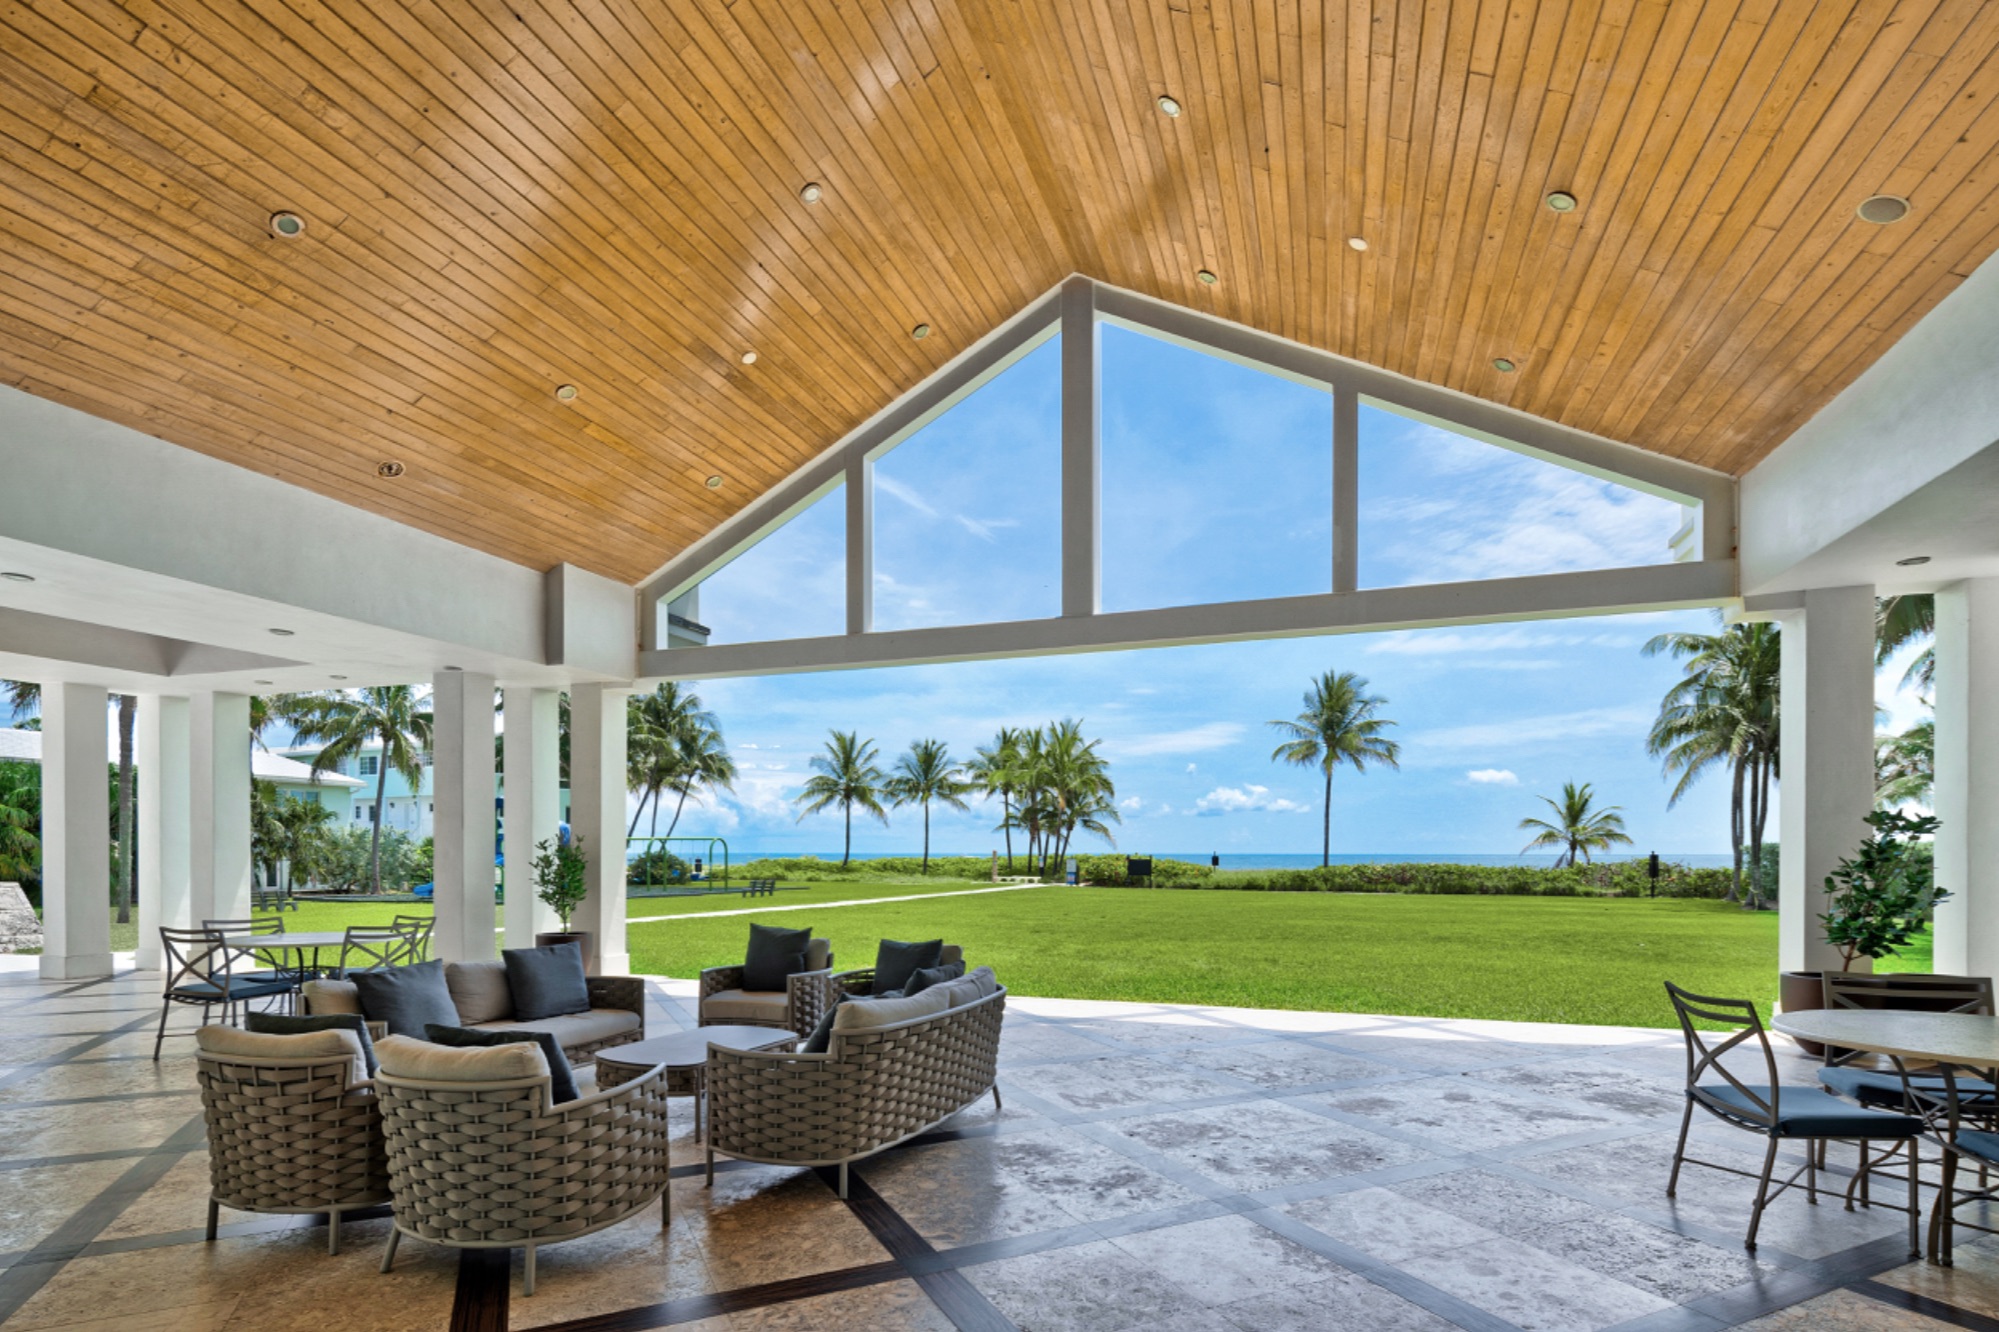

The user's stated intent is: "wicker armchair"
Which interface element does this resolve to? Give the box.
[829,944,965,1000]
[705,984,1005,1198]
[374,1035,671,1295]
[699,938,833,1035]
[194,1027,388,1254]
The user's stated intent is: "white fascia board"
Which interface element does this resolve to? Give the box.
[0,385,546,663]
[1741,248,1999,593]
[638,560,1736,681]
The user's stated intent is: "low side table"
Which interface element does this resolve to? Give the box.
[596,1025,797,1139]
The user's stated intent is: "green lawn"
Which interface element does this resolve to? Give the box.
[629,887,1784,1029]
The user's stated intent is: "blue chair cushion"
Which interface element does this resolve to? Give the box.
[1819,1066,1998,1107]
[169,977,294,1001]
[1954,1128,1999,1166]
[1696,1083,1922,1138]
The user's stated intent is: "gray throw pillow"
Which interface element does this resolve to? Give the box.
[350,959,461,1038]
[801,998,842,1055]
[423,1023,579,1104]
[245,1010,379,1076]
[901,960,966,998]
[502,942,591,1021]
[873,938,944,996]
[744,923,812,991]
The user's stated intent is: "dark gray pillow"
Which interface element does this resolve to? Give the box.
[245,1010,379,1076]
[424,1023,579,1105]
[873,938,944,996]
[901,960,966,998]
[502,942,591,1021]
[744,923,811,992]
[350,959,461,1038]
[801,998,842,1055]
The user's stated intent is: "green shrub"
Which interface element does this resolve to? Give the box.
[1071,853,1733,899]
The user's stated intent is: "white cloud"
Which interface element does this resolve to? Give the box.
[953,514,1020,543]
[874,473,938,517]
[1118,795,1143,812]
[1186,763,1198,774]
[1408,706,1653,757]
[1467,768,1520,785]
[1193,784,1312,814]
[1101,722,1246,758]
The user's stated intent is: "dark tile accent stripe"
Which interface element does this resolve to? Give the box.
[914,1270,1021,1332]
[450,1247,510,1332]
[0,1013,165,1094]
[0,1111,205,1323]
[522,1259,909,1331]
[1852,1278,1999,1331]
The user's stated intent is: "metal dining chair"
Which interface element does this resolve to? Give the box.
[1912,1063,1999,1264]
[154,927,295,1059]
[203,914,307,1005]
[390,914,434,963]
[1664,981,1925,1254]
[334,924,422,976]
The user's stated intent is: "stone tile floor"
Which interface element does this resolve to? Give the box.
[0,957,1991,1331]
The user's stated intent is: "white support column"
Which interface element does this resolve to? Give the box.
[1060,278,1101,617]
[189,692,252,925]
[1777,586,1879,976]
[568,683,630,974]
[1932,579,1999,978]
[502,686,563,950]
[40,683,112,979]
[432,670,498,961]
[134,695,191,970]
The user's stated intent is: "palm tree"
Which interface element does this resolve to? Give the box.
[286,687,434,893]
[1877,718,1934,808]
[793,730,888,867]
[659,722,736,840]
[1269,670,1401,867]
[1033,719,1119,869]
[9,682,137,923]
[1878,593,1935,692]
[966,728,1026,872]
[0,759,40,885]
[1519,782,1634,866]
[1645,620,1780,905]
[886,739,973,873]
[625,684,735,843]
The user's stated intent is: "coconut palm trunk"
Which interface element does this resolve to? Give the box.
[842,800,852,866]
[1001,791,1014,872]
[1748,751,1773,908]
[1321,768,1333,867]
[369,755,390,894]
[1727,758,1745,904]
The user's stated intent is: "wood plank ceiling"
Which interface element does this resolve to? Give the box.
[3,0,1997,582]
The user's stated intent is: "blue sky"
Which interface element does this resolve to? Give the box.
[679,326,1894,859]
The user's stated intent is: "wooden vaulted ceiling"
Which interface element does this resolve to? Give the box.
[4,0,1998,583]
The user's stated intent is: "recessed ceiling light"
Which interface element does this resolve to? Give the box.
[1492,357,1518,373]
[706,475,724,489]
[443,665,462,672]
[1157,95,1181,117]
[1896,555,1932,566]
[799,182,823,204]
[375,460,405,479]
[330,674,348,680]
[0,572,32,583]
[268,211,305,238]
[1858,195,1911,225]
[1545,191,1578,213]
[268,628,295,637]
[254,680,274,686]
[1196,269,1218,285]
[740,351,757,365]
[1347,237,1368,252]
[911,323,932,340]
[554,384,579,402]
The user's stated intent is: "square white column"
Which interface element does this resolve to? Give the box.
[568,683,630,974]
[134,695,191,971]
[189,692,252,925]
[1933,579,1999,977]
[502,686,563,949]
[40,683,112,979]
[1777,586,1879,975]
[432,670,498,961]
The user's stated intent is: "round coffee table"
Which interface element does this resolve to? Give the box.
[596,1025,798,1139]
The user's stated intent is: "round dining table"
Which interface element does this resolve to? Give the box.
[223,931,352,987]
[1772,1009,1999,1071]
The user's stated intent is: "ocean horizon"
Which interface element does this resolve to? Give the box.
[681,850,1739,871]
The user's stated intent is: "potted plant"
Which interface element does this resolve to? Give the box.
[532,835,591,954]
[1782,810,1948,1054]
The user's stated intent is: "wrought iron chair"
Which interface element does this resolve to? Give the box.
[153,926,294,1059]
[1912,1063,1999,1264]
[332,924,424,977]
[1664,981,1924,1254]
[390,914,434,963]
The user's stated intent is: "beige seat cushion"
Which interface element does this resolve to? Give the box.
[701,989,790,1025]
[805,938,832,971]
[301,978,363,1016]
[472,1007,639,1051]
[832,988,951,1034]
[445,959,515,1024]
[376,1033,549,1083]
[196,1024,366,1085]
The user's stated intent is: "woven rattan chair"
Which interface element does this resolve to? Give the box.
[195,1027,388,1254]
[374,1037,672,1295]
[154,927,294,1060]
[698,939,834,1036]
[705,983,1005,1198]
